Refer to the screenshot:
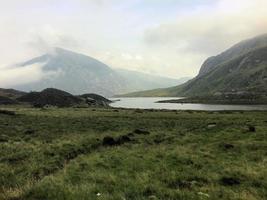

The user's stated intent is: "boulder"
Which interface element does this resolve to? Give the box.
[102,136,116,146]
[133,129,150,135]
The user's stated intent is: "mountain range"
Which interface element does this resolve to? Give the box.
[13,48,189,97]
[120,34,267,99]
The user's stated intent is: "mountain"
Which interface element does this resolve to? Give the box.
[0,88,26,99]
[16,48,127,97]
[14,48,181,97]
[115,68,190,92]
[198,33,267,77]
[120,34,267,99]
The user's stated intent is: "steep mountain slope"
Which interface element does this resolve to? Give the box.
[198,34,267,77]
[14,48,181,97]
[16,48,127,97]
[121,34,267,98]
[175,45,267,96]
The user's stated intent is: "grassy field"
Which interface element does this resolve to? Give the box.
[0,107,267,200]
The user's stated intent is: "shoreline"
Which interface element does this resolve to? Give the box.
[157,98,267,105]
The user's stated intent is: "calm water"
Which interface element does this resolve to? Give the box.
[110,97,267,111]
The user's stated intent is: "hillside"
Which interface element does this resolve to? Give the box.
[0,96,18,105]
[115,68,189,91]
[16,48,127,97]
[120,34,267,99]
[13,48,181,97]
[17,88,83,107]
[198,34,267,77]
[0,88,26,99]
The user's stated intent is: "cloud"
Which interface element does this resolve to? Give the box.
[0,61,64,88]
[26,25,84,54]
[0,63,45,87]
[144,0,267,55]
[0,0,266,81]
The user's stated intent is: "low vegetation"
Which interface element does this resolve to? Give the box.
[0,106,266,200]
[157,94,267,105]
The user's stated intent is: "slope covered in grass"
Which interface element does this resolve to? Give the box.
[0,107,266,200]
[119,34,267,99]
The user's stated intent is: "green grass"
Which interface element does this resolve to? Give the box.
[0,107,267,200]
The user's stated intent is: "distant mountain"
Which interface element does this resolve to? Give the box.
[115,68,190,92]
[0,88,26,99]
[13,48,182,97]
[16,48,127,97]
[120,34,267,99]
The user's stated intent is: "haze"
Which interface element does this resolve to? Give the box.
[0,0,267,87]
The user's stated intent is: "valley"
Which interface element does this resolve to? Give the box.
[14,48,186,97]
[120,34,267,105]
[1,1,267,200]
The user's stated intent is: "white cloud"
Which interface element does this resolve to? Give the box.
[0,61,65,88]
[0,0,266,83]
[140,0,267,77]
[144,0,267,55]
[0,63,45,87]
[26,25,84,54]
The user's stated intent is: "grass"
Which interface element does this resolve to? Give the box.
[0,106,267,200]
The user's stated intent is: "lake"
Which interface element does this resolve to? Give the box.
[110,97,267,111]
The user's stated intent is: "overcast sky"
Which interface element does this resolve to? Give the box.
[0,0,267,87]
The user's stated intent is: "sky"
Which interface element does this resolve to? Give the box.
[0,0,267,87]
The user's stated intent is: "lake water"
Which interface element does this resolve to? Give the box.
[110,97,267,111]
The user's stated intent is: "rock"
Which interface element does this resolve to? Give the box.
[0,110,16,116]
[102,136,116,146]
[80,93,112,104]
[127,133,134,137]
[220,143,234,150]
[85,97,97,104]
[135,109,143,113]
[133,129,150,135]
[24,129,35,135]
[220,177,240,186]
[117,135,131,144]
[176,180,192,189]
[197,192,210,198]
[207,123,216,128]
[248,125,256,132]
[103,135,133,147]
[148,195,158,200]
[0,135,9,143]
[154,138,164,144]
